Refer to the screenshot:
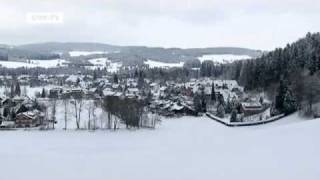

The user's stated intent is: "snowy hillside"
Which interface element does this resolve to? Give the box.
[0,59,68,68]
[69,51,108,57]
[144,59,184,68]
[198,54,251,64]
[0,115,319,180]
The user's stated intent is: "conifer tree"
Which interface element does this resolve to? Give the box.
[41,88,46,98]
[15,81,21,96]
[211,83,216,101]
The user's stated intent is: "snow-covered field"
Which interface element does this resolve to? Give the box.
[0,114,319,180]
[144,59,184,68]
[69,51,108,57]
[0,59,68,68]
[0,57,122,72]
[198,54,251,64]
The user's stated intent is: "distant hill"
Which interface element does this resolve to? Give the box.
[17,42,121,53]
[0,42,262,63]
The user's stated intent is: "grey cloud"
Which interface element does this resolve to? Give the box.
[0,0,320,50]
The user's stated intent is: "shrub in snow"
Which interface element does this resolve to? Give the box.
[230,109,237,122]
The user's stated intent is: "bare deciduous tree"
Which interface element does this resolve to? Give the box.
[50,99,57,129]
[63,98,69,130]
[71,94,84,129]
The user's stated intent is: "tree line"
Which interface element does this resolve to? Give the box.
[234,32,320,116]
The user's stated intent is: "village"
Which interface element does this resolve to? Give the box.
[0,71,274,129]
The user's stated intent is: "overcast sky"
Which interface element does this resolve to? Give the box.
[0,0,319,50]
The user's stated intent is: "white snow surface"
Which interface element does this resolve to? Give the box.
[198,54,251,64]
[145,59,184,68]
[69,51,108,57]
[0,114,319,180]
[0,59,68,68]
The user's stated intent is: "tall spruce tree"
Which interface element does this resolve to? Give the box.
[41,88,46,98]
[15,81,21,96]
[275,79,287,112]
[193,93,202,113]
[283,90,297,115]
[211,83,216,101]
[138,71,144,89]
[275,79,297,115]
[10,83,15,98]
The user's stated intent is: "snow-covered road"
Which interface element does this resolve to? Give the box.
[0,115,319,180]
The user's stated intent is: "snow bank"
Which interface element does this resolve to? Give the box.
[144,59,184,68]
[198,54,251,64]
[0,115,319,180]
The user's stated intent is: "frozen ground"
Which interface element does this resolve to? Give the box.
[198,54,251,64]
[0,114,319,180]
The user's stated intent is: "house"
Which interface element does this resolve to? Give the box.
[12,96,25,104]
[86,87,102,98]
[111,84,122,91]
[70,88,84,98]
[149,83,159,91]
[103,88,116,97]
[159,86,167,97]
[15,110,43,128]
[170,103,184,114]
[49,88,63,98]
[214,80,240,90]
[65,75,83,86]
[240,102,264,117]
[127,88,139,96]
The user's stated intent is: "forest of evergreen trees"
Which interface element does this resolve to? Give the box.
[237,32,320,89]
[191,32,320,116]
[234,32,320,116]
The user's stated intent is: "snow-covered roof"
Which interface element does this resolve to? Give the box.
[170,103,184,111]
[241,102,262,108]
[103,88,115,96]
[128,88,139,92]
[88,88,97,92]
[112,84,120,89]
[66,75,83,83]
[159,87,167,91]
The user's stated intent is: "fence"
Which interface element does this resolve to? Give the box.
[206,112,285,127]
